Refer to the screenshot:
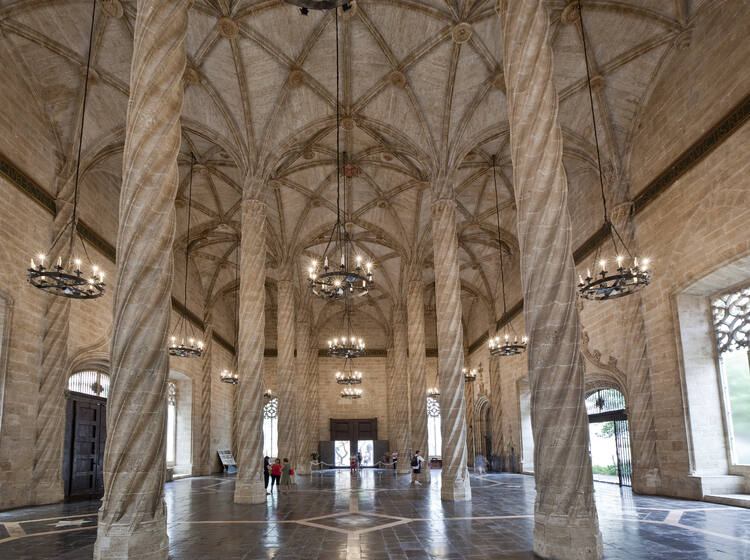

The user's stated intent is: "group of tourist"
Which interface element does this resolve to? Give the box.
[262,456,294,494]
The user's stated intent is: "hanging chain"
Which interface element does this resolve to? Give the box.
[491,155,508,318]
[577,0,619,257]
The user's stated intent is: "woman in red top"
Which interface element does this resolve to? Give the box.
[270,458,282,492]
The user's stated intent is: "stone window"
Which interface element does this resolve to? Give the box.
[712,285,750,465]
[263,397,278,459]
[427,396,441,458]
[166,381,177,466]
[68,370,110,398]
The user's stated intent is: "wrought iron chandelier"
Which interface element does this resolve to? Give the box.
[576,0,651,301]
[220,369,238,384]
[308,10,373,301]
[27,1,104,300]
[488,155,527,357]
[169,153,203,358]
[335,363,362,385]
[264,389,276,401]
[328,299,366,358]
[427,387,440,399]
[462,367,478,383]
[284,0,351,16]
[340,387,363,399]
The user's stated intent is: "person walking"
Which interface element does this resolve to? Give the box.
[280,458,293,494]
[270,458,282,493]
[411,450,425,485]
[263,456,271,495]
[357,451,363,469]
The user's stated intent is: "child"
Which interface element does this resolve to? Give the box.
[270,458,282,492]
[280,458,292,494]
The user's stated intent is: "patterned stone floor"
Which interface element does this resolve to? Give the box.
[1,470,749,559]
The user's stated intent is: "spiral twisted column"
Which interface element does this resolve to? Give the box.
[609,201,661,493]
[430,196,471,501]
[197,319,213,475]
[32,172,75,505]
[94,2,190,556]
[499,0,602,556]
[464,372,475,467]
[233,181,267,504]
[406,276,431,482]
[391,305,412,474]
[295,302,312,474]
[276,276,296,464]
[308,337,320,462]
[488,324,505,471]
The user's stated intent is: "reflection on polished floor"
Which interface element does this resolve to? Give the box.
[1,470,749,559]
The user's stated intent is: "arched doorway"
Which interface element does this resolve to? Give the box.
[586,388,632,486]
[64,370,110,499]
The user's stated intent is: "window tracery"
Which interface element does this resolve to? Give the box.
[712,285,750,354]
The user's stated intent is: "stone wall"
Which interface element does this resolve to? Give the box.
[0,173,235,509]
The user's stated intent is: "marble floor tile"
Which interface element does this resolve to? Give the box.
[1,470,749,559]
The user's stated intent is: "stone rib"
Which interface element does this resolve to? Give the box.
[499,0,601,556]
[407,278,430,481]
[95,2,189,556]
[233,193,266,504]
[431,198,471,501]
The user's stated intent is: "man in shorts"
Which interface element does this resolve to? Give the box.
[411,450,425,485]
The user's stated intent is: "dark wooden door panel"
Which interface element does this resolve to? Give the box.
[64,392,106,499]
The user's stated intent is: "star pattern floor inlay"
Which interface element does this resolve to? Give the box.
[1,470,749,559]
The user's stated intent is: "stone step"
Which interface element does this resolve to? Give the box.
[697,474,746,495]
[704,494,750,509]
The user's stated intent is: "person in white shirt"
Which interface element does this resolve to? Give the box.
[410,450,425,485]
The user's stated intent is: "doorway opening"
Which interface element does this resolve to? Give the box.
[63,370,109,500]
[586,388,632,486]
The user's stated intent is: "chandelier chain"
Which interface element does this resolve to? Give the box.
[577,0,609,230]
[69,0,97,259]
[491,155,508,318]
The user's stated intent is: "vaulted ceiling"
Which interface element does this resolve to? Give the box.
[0,0,701,345]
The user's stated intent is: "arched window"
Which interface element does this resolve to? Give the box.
[68,370,110,398]
[713,285,750,465]
[427,396,441,458]
[166,382,177,466]
[263,397,278,459]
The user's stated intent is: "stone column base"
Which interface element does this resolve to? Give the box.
[94,509,168,560]
[296,463,311,476]
[533,513,602,560]
[440,477,471,501]
[234,479,267,504]
[421,467,431,483]
[397,464,411,475]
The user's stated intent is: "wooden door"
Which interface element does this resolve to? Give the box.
[63,392,107,499]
